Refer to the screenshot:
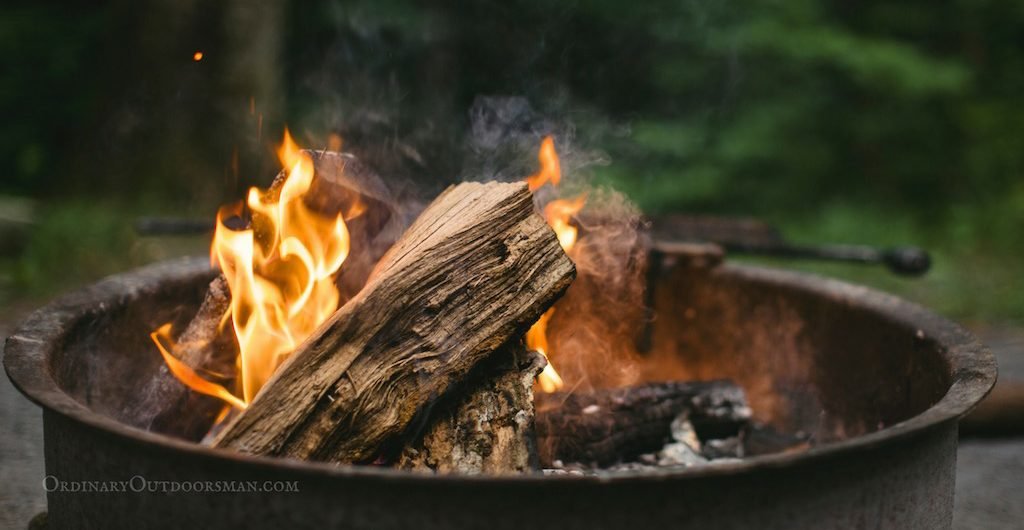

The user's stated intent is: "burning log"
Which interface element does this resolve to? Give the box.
[138,149,406,441]
[397,345,546,474]
[129,276,237,440]
[534,380,751,466]
[213,181,576,463]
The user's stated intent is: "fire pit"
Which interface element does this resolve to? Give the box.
[4,245,995,528]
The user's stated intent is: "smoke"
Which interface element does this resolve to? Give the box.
[464,96,650,392]
[264,7,653,393]
[309,92,652,393]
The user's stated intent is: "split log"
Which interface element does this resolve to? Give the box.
[534,380,751,466]
[214,181,576,463]
[127,276,237,440]
[397,345,546,474]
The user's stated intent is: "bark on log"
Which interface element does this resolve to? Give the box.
[534,380,751,466]
[397,345,546,474]
[214,181,576,463]
[127,276,238,440]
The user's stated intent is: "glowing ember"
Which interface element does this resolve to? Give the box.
[152,128,352,408]
[193,51,204,62]
[525,136,585,392]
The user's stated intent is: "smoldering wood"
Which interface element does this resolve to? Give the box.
[534,380,751,466]
[397,345,546,474]
[214,181,576,463]
[125,276,238,440]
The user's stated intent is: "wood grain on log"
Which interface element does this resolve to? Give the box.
[214,181,575,463]
[534,380,750,466]
[398,345,546,474]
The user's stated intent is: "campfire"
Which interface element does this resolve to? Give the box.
[3,136,995,526]
[126,127,817,475]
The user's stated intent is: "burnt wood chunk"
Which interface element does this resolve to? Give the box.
[398,346,546,474]
[214,181,576,463]
[534,380,751,466]
[127,276,237,440]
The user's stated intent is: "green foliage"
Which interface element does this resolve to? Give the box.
[8,202,134,297]
[4,201,207,300]
[2,0,1023,323]
[0,4,107,194]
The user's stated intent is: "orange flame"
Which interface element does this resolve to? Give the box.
[544,195,586,251]
[525,136,561,191]
[151,324,246,410]
[153,128,351,408]
[526,309,563,393]
[524,136,585,392]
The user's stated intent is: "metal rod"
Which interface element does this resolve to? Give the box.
[134,217,214,236]
[136,216,932,276]
[721,243,931,276]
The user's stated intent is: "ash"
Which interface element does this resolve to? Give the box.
[542,414,810,476]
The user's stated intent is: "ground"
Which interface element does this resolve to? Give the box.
[1,309,1022,529]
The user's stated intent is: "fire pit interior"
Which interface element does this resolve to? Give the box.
[49,249,953,459]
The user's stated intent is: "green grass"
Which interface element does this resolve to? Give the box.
[0,199,209,305]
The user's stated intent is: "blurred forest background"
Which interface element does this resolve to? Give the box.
[2,0,1022,325]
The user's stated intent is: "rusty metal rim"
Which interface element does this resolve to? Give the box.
[3,256,997,485]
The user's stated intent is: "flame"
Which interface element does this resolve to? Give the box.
[152,128,351,408]
[526,136,561,191]
[193,51,204,62]
[544,195,586,250]
[151,324,246,410]
[524,136,585,392]
[526,309,563,393]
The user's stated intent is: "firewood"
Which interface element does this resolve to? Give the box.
[128,276,237,440]
[397,345,546,474]
[534,380,751,466]
[214,181,576,463]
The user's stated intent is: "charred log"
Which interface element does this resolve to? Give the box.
[534,380,751,466]
[126,276,237,440]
